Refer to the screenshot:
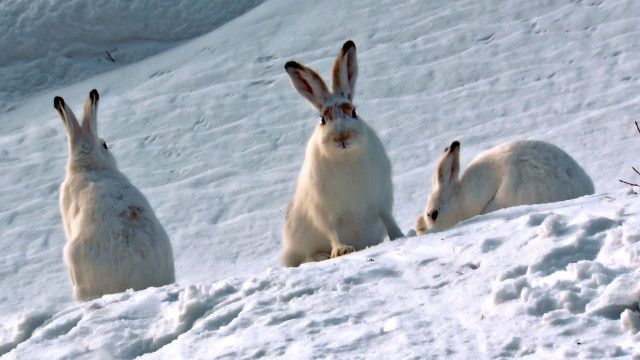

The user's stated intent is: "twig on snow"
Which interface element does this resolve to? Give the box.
[105,51,116,63]
[619,179,640,187]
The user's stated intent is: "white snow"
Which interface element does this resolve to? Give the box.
[1,0,640,358]
[0,0,264,111]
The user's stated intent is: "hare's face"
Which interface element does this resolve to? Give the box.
[425,185,457,231]
[315,100,365,156]
[425,141,461,231]
[285,40,363,157]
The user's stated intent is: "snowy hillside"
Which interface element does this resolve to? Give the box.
[1,0,640,358]
[0,0,264,111]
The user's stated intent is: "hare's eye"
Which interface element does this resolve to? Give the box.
[102,142,109,150]
[351,109,357,118]
[320,116,326,125]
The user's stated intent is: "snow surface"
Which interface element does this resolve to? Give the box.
[0,0,264,111]
[2,0,640,358]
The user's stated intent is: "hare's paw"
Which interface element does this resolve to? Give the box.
[331,245,355,258]
[415,215,428,235]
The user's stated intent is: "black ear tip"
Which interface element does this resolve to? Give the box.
[451,140,460,150]
[53,96,65,109]
[342,40,356,53]
[284,61,302,71]
[90,89,99,102]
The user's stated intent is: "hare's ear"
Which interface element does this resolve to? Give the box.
[331,40,358,101]
[285,61,329,111]
[81,89,99,136]
[436,141,461,185]
[54,96,81,141]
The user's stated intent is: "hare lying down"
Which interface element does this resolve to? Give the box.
[416,140,594,234]
[281,40,404,267]
[54,89,175,301]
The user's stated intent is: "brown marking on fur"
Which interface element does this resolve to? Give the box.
[331,52,344,94]
[288,63,329,100]
[322,103,354,121]
[438,149,459,183]
[294,73,314,98]
[118,205,144,247]
[347,54,355,85]
[129,207,139,221]
[340,103,353,115]
[122,205,144,223]
[308,67,329,96]
[334,131,353,146]
[332,42,357,100]
[322,107,334,119]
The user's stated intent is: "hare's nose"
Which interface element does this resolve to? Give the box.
[428,210,439,221]
[335,132,352,143]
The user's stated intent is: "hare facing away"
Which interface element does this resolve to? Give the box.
[415,140,594,234]
[54,89,175,301]
[281,40,404,267]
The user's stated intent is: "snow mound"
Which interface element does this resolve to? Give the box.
[4,194,640,358]
[0,0,264,109]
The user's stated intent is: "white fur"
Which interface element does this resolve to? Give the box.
[418,140,594,233]
[55,90,175,301]
[281,41,404,267]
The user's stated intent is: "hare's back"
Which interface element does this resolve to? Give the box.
[500,140,594,200]
[74,171,165,236]
[73,173,173,272]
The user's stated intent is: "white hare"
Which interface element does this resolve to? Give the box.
[54,89,175,301]
[416,140,594,233]
[281,40,404,267]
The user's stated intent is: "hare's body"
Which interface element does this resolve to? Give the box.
[418,140,594,233]
[461,141,594,213]
[61,170,175,301]
[281,41,403,267]
[55,90,175,301]
[282,122,398,266]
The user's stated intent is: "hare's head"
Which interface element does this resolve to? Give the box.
[285,40,366,158]
[54,89,117,172]
[426,141,461,230]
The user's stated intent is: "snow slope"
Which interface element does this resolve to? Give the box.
[6,195,640,359]
[2,0,640,358]
[0,0,264,111]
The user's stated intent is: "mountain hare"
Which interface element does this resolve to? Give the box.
[54,89,175,301]
[416,140,594,233]
[281,40,404,267]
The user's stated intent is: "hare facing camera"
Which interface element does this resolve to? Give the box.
[417,140,594,233]
[281,41,404,267]
[55,89,175,301]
